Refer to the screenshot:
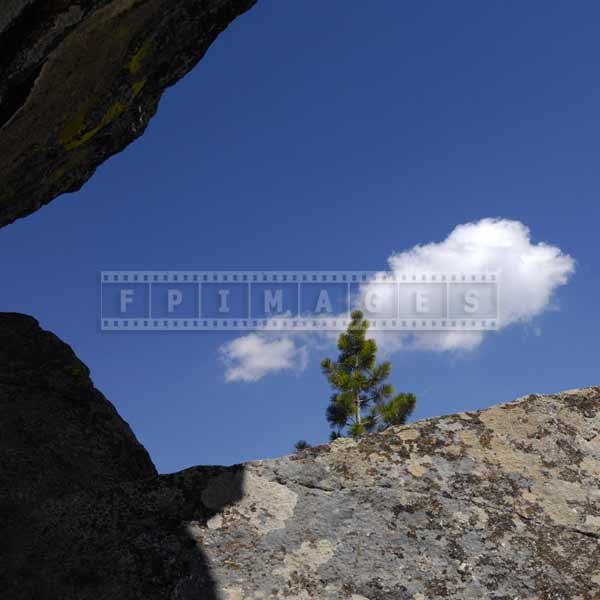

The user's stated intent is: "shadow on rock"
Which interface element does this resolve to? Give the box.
[0,313,245,599]
[4,466,246,600]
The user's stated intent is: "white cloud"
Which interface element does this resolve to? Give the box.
[365,218,575,353]
[388,218,574,322]
[219,218,575,381]
[219,334,309,382]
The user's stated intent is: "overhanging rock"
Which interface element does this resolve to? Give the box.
[0,0,256,228]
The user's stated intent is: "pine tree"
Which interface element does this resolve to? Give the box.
[321,310,416,438]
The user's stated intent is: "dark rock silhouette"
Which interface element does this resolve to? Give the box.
[0,313,156,516]
[0,313,244,599]
[1,315,598,598]
[7,467,245,600]
[0,0,256,228]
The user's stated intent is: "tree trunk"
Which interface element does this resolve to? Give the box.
[355,355,361,424]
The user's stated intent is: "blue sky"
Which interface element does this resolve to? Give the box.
[0,0,598,472]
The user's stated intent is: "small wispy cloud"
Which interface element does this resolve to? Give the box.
[220,334,309,382]
[219,218,575,382]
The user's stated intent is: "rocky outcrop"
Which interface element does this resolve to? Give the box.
[0,313,156,518]
[0,0,255,228]
[1,317,598,598]
[198,388,600,599]
[0,313,160,596]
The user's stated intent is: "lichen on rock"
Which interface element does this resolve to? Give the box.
[0,0,256,228]
[189,387,600,599]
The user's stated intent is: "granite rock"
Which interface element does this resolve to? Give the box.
[194,387,600,599]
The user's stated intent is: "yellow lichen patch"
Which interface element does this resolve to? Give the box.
[584,432,600,450]
[398,429,420,441]
[453,511,470,524]
[443,444,465,458]
[527,472,588,526]
[581,455,600,477]
[59,109,87,147]
[222,588,269,600]
[329,437,357,452]
[201,470,298,537]
[406,455,432,477]
[128,42,151,75]
[62,102,127,151]
[472,505,489,529]
[450,400,599,529]
[206,513,223,530]
[272,539,336,580]
[131,78,147,98]
[407,464,427,477]
[585,515,600,530]
[456,429,481,450]
[367,452,384,463]
[442,421,464,432]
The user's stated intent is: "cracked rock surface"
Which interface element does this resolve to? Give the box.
[0,0,255,228]
[1,315,598,598]
[193,387,600,599]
